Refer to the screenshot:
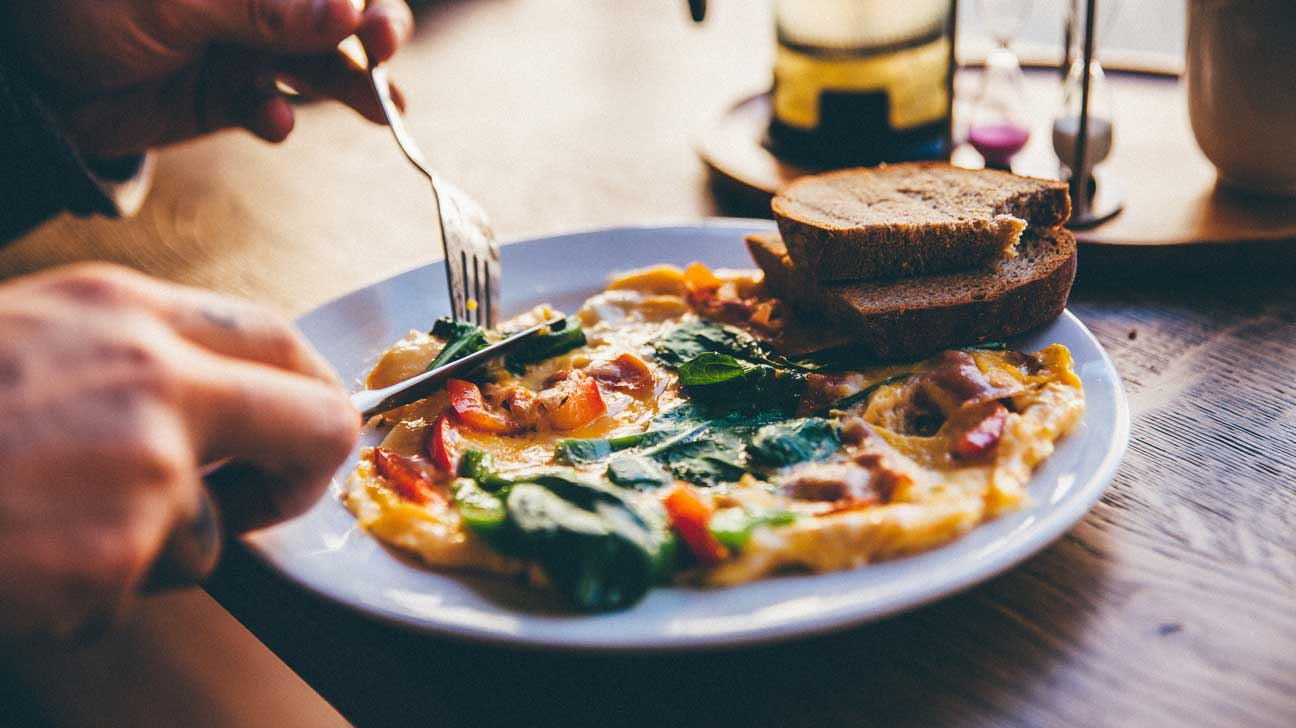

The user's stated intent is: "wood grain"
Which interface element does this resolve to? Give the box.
[2,1,1292,727]
[203,268,1296,728]
[699,71,1296,257]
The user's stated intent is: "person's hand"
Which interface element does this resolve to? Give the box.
[0,263,360,641]
[5,0,414,158]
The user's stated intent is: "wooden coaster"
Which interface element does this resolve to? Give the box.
[698,70,1296,271]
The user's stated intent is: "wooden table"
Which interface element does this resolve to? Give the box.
[3,2,1293,726]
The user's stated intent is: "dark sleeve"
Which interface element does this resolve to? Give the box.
[0,38,148,242]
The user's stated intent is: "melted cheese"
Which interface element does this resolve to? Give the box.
[344,264,1085,589]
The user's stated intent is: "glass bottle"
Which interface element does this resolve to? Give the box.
[768,0,956,167]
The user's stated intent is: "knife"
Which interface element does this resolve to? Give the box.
[141,317,569,593]
[350,316,567,418]
[197,316,563,473]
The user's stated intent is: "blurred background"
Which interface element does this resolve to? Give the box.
[958,0,1184,60]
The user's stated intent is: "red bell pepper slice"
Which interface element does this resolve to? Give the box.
[545,370,607,431]
[447,378,518,434]
[426,413,461,473]
[373,447,445,507]
[662,484,728,566]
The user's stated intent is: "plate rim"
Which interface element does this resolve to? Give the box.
[246,220,1129,653]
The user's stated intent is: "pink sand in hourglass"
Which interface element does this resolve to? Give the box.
[969,124,1031,168]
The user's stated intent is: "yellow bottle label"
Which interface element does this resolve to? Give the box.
[773,37,950,132]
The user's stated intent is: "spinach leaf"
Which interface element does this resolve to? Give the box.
[455,464,675,610]
[746,418,841,467]
[426,317,490,371]
[595,414,752,487]
[676,352,753,386]
[504,317,586,374]
[503,484,656,611]
[606,453,671,489]
[497,473,671,612]
[654,401,788,431]
[651,320,747,367]
[654,322,808,414]
[652,320,795,369]
[967,341,1009,351]
[652,423,753,485]
[515,471,672,535]
[519,470,633,509]
[689,361,803,414]
[665,450,749,485]
[631,403,783,487]
[638,422,711,458]
[554,438,613,465]
[553,431,661,466]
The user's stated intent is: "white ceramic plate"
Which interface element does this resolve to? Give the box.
[245,220,1129,651]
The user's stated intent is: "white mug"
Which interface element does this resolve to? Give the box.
[1186,0,1296,196]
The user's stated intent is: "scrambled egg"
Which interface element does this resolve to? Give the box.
[343,264,1084,593]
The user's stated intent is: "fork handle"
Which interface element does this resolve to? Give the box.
[369,65,432,177]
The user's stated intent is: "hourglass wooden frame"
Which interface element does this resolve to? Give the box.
[1063,0,1124,228]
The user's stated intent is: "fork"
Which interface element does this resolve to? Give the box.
[368,65,500,328]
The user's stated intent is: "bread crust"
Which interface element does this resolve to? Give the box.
[746,228,1077,361]
[772,163,1071,283]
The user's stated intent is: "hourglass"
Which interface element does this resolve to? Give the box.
[967,0,1034,170]
[1052,0,1123,226]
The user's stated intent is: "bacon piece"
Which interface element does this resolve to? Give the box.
[918,351,997,407]
[954,403,1009,460]
[588,353,655,395]
[850,451,908,504]
[779,464,879,506]
[797,372,856,416]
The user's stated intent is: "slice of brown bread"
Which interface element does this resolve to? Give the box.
[772,163,1071,283]
[746,227,1076,361]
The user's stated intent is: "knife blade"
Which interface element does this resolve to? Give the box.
[350,316,567,418]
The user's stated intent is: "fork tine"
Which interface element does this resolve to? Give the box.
[456,250,470,321]
[471,255,485,327]
[435,189,467,322]
[368,64,496,327]
[483,260,496,328]
[484,254,500,329]
[443,245,467,322]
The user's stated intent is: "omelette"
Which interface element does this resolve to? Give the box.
[343,263,1084,610]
